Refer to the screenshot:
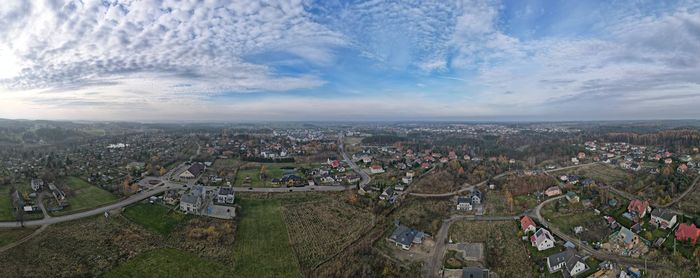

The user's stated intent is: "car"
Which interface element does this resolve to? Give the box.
[289,189,293,192]
[248,187,253,190]
[310,187,315,191]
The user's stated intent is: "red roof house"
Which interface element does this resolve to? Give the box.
[627,199,650,218]
[520,216,536,233]
[675,223,700,245]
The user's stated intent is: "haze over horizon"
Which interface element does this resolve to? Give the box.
[1,0,699,121]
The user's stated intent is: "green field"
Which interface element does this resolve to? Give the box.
[122,203,189,235]
[51,177,118,215]
[103,248,231,278]
[0,186,15,221]
[0,228,35,248]
[232,198,302,277]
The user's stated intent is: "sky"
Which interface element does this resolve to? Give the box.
[0,0,699,122]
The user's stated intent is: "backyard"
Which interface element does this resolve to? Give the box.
[540,199,611,243]
[233,162,303,187]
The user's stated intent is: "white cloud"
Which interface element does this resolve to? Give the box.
[0,0,345,94]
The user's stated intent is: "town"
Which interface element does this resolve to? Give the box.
[0,119,699,277]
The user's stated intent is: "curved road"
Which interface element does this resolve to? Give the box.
[531,196,665,269]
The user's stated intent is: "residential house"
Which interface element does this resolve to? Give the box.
[394,184,406,191]
[664,158,673,164]
[369,165,385,174]
[650,209,677,229]
[216,187,235,205]
[401,176,413,184]
[380,187,395,200]
[578,152,586,159]
[470,189,482,205]
[565,191,580,203]
[531,228,556,251]
[618,226,640,248]
[406,171,415,178]
[388,222,425,250]
[456,196,473,211]
[675,223,700,245]
[545,186,562,197]
[180,186,205,213]
[180,163,205,179]
[678,164,688,173]
[520,216,536,234]
[627,199,650,218]
[31,179,44,191]
[461,267,489,278]
[547,248,588,276]
[163,190,179,205]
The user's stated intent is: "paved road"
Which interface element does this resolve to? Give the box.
[0,185,172,228]
[338,133,371,188]
[232,185,348,193]
[531,196,665,269]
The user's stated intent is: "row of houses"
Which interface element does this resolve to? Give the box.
[520,216,588,277]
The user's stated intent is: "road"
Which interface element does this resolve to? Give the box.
[231,185,348,193]
[531,196,664,269]
[0,185,173,228]
[338,133,371,188]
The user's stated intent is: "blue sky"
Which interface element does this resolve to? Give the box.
[0,0,699,121]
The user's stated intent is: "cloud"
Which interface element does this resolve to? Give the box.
[0,0,346,94]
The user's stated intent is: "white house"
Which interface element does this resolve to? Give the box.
[547,248,587,276]
[531,228,556,251]
[650,209,677,229]
[456,196,473,211]
[369,165,385,174]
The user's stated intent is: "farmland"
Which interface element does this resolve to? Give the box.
[51,177,118,215]
[103,248,231,278]
[232,197,302,277]
[449,221,536,278]
[282,197,373,273]
[122,202,190,235]
[483,190,540,216]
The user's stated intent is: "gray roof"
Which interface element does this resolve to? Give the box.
[461,267,486,278]
[218,187,234,195]
[390,224,419,246]
[547,248,585,274]
[651,208,675,221]
[181,193,199,205]
[187,163,205,176]
[457,196,471,204]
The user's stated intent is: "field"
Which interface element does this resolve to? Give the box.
[0,216,163,277]
[122,202,190,235]
[567,164,631,185]
[232,198,302,277]
[103,248,231,278]
[394,197,452,235]
[282,198,373,273]
[0,186,15,220]
[484,190,540,216]
[51,177,118,215]
[0,227,35,248]
[449,221,536,277]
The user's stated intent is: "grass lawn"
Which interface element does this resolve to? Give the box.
[103,248,231,278]
[232,198,302,277]
[122,202,189,236]
[52,177,117,215]
[0,228,36,248]
[234,168,264,187]
[0,186,16,221]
